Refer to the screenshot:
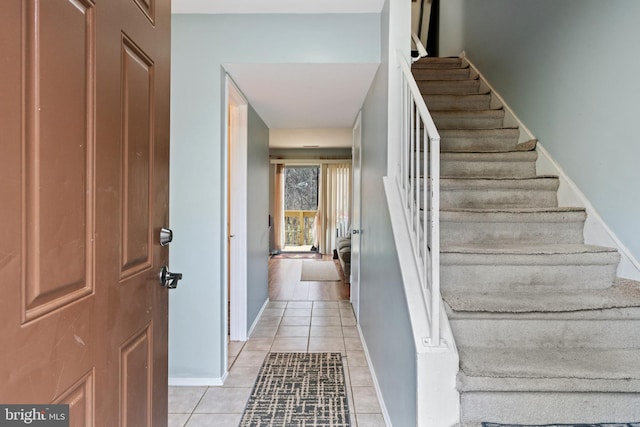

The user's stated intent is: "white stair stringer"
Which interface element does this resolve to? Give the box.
[412,56,640,425]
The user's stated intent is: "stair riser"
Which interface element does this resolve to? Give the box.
[451,318,640,349]
[461,392,640,424]
[439,217,585,246]
[441,252,620,290]
[439,188,558,209]
[412,58,463,69]
[412,68,472,80]
[418,80,485,95]
[425,95,492,111]
[441,159,536,178]
[433,115,504,130]
[440,130,522,152]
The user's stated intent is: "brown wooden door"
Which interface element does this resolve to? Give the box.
[0,1,171,426]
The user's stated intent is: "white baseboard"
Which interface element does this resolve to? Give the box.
[357,324,393,427]
[168,372,227,387]
[536,142,640,280]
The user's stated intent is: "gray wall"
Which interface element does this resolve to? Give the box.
[358,1,418,424]
[247,106,270,327]
[440,0,640,262]
[170,13,381,380]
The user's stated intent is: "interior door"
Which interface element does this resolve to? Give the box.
[0,1,171,426]
[351,112,362,319]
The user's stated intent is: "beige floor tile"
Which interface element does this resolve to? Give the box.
[276,325,310,337]
[224,365,261,387]
[342,326,359,338]
[228,341,244,358]
[344,337,364,352]
[271,336,308,352]
[340,316,357,326]
[243,337,273,351]
[350,414,357,426]
[284,308,312,317]
[308,336,345,353]
[311,316,341,326]
[267,301,288,309]
[168,413,191,427]
[309,326,343,337]
[352,387,382,413]
[313,301,339,309]
[168,386,207,413]
[261,308,285,318]
[186,413,243,427]
[233,350,267,367]
[249,325,277,338]
[313,307,340,317]
[287,301,313,309]
[356,413,386,426]
[348,365,374,387]
[194,387,251,414]
[255,316,281,327]
[345,350,368,367]
[280,316,311,326]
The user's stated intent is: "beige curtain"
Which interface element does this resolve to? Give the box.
[273,164,285,251]
[318,163,352,255]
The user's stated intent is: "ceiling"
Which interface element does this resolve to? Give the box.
[224,63,379,129]
[172,0,385,14]
[173,1,383,146]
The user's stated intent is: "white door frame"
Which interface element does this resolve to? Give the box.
[351,111,362,320]
[225,76,248,347]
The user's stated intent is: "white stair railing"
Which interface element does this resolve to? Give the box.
[396,50,442,347]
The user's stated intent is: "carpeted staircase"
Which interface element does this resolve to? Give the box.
[413,56,640,424]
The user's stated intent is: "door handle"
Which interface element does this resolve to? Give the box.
[352,229,360,235]
[159,266,183,289]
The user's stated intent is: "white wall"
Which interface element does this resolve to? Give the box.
[169,13,381,382]
[443,0,640,271]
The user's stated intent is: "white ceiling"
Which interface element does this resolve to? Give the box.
[224,63,379,129]
[172,0,385,14]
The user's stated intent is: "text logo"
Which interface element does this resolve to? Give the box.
[0,405,69,427]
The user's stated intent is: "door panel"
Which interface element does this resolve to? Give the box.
[0,0,171,425]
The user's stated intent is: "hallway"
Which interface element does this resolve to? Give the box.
[168,257,385,426]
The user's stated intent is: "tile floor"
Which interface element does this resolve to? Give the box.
[168,300,386,426]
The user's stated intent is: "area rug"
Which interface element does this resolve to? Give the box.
[300,260,341,281]
[482,423,640,427]
[239,352,350,426]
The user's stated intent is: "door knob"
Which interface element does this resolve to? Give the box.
[159,266,183,289]
[160,227,173,246]
[352,229,360,235]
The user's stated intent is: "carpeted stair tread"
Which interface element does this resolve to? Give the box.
[438,176,560,209]
[437,208,586,245]
[440,129,536,153]
[432,109,506,130]
[457,346,640,391]
[441,243,617,256]
[412,67,476,81]
[440,151,537,178]
[418,80,488,95]
[444,278,640,314]
[412,57,463,69]
[425,94,493,111]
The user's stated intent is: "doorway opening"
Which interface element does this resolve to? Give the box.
[282,166,320,253]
